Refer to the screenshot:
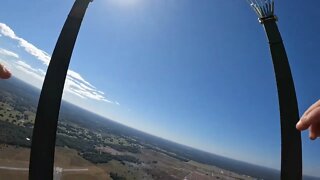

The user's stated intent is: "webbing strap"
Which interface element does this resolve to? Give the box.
[29,1,91,179]
[263,20,302,180]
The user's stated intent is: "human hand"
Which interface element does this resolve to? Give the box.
[0,63,11,79]
[296,100,320,140]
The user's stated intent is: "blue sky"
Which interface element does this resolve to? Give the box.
[1,0,320,176]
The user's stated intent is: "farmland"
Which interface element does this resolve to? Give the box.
[0,78,267,180]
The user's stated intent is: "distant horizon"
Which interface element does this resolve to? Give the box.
[2,56,320,179]
[7,75,273,167]
[0,76,307,177]
[3,75,281,172]
[5,76,320,180]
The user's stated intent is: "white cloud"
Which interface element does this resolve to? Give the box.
[65,75,113,103]
[0,48,19,59]
[0,22,114,104]
[38,68,46,76]
[16,60,33,69]
[67,70,95,88]
[15,61,45,82]
[18,38,50,65]
[0,23,50,65]
[0,23,16,38]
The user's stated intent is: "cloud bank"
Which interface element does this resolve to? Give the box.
[0,48,19,59]
[0,23,50,65]
[0,22,115,104]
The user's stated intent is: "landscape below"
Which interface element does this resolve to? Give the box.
[0,78,318,180]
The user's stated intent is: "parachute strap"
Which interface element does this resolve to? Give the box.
[29,0,92,179]
[262,21,302,180]
[247,1,302,179]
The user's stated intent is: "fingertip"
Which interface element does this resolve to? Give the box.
[296,120,308,131]
[0,65,12,79]
[309,129,318,140]
[296,121,302,130]
[310,136,316,140]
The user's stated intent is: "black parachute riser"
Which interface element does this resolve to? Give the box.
[261,18,302,180]
[29,0,92,179]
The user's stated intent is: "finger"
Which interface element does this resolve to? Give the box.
[297,107,320,131]
[309,122,320,140]
[297,102,320,131]
[0,64,12,79]
[297,116,309,131]
[301,100,320,119]
[309,125,316,140]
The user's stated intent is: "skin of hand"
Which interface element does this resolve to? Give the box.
[296,100,320,140]
[0,63,11,79]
